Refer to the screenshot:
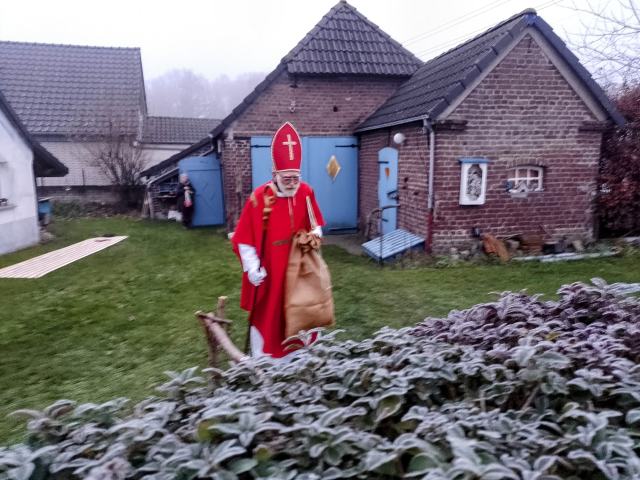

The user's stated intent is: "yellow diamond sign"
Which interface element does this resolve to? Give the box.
[326,155,341,181]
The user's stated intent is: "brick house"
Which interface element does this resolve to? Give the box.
[143,3,622,252]
[0,41,218,203]
[142,0,422,230]
[356,9,624,253]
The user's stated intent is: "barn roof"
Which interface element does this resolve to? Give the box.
[0,41,145,137]
[357,9,624,132]
[142,116,220,145]
[284,0,422,77]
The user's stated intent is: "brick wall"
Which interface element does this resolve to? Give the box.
[37,185,120,204]
[359,34,604,254]
[358,125,430,238]
[222,71,405,227]
[222,137,252,227]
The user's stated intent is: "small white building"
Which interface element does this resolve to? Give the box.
[141,116,219,165]
[0,90,67,255]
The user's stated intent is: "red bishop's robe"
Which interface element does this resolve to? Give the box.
[232,181,325,358]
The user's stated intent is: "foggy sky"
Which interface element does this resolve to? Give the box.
[0,0,594,81]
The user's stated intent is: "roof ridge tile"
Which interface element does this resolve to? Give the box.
[0,39,140,51]
[281,0,421,76]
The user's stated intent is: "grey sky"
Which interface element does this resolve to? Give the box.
[0,0,597,81]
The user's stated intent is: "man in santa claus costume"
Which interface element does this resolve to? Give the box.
[231,122,324,358]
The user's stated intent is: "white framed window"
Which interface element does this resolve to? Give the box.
[508,166,544,193]
[459,158,489,205]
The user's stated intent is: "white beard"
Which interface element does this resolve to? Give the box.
[274,177,300,197]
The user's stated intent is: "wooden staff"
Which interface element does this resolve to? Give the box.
[306,196,318,230]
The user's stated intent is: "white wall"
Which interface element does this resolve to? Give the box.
[37,140,112,187]
[142,143,191,168]
[37,141,190,188]
[0,110,39,255]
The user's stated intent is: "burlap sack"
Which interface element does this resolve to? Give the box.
[284,230,335,338]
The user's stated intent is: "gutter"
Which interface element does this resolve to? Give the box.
[423,117,435,253]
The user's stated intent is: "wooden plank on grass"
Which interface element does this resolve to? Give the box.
[0,236,127,278]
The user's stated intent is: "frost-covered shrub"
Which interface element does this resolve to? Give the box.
[2,278,640,479]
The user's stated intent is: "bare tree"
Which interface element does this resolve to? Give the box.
[89,128,147,184]
[569,0,640,85]
[209,72,266,117]
[146,69,217,118]
[75,116,149,208]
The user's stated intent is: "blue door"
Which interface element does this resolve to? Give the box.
[378,147,399,235]
[251,136,358,232]
[178,154,224,227]
[305,137,358,232]
[250,136,273,188]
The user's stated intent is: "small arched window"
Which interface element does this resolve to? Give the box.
[508,165,544,193]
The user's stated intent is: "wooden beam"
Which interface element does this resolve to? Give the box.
[195,296,248,366]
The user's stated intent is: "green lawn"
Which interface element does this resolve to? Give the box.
[1,217,639,443]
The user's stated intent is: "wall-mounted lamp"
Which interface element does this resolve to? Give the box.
[393,132,406,145]
[289,100,296,113]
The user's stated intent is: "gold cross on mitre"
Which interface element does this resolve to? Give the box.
[282,134,297,161]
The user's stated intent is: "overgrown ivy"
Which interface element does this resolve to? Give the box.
[2,278,640,479]
[599,83,640,236]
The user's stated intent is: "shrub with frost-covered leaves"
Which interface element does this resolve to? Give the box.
[2,278,640,479]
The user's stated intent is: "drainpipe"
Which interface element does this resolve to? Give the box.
[423,117,435,253]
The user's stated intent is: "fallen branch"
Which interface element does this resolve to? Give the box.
[196,296,248,366]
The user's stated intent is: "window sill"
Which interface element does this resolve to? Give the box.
[0,203,16,211]
[508,190,544,198]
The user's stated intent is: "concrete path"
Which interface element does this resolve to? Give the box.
[322,234,366,256]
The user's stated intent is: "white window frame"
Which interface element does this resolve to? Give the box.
[508,165,544,193]
[459,158,489,205]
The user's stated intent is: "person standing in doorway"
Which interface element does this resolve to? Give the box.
[231,122,325,358]
[176,173,196,228]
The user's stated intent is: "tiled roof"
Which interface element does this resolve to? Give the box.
[0,41,145,136]
[0,88,67,177]
[284,0,422,76]
[142,116,220,144]
[357,9,624,131]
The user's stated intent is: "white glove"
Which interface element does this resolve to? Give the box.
[248,266,267,286]
[238,244,267,286]
[311,226,323,238]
